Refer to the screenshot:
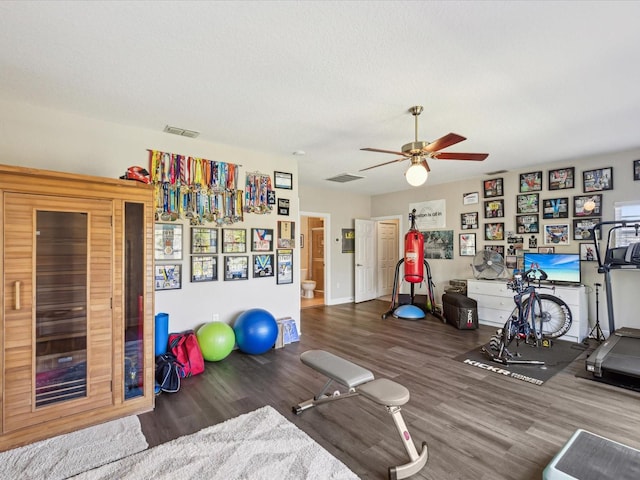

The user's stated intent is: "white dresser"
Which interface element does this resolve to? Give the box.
[467,279,588,343]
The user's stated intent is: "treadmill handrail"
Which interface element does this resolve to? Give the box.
[589,219,640,271]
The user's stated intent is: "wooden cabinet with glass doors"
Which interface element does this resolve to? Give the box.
[0,164,154,451]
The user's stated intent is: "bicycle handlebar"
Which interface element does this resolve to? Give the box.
[524,268,548,281]
[508,265,549,292]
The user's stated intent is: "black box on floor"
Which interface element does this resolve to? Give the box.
[442,292,478,330]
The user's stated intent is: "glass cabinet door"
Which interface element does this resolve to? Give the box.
[35,211,88,407]
[124,202,145,399]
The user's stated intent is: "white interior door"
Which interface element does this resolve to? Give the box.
[377,220,398,297]
[355,219,376,303]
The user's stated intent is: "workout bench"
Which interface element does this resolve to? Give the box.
[293,350,428,480]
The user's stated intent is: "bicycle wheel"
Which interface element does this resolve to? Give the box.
[525,293,572,338]
[497,314,519,355]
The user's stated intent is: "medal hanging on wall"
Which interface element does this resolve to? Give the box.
[244,172,273,214]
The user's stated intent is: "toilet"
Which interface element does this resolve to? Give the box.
[300,269,316,299]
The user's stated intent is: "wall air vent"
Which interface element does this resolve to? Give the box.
[325,173,365,183]
[485,169,508,175]
[163,125,200,138]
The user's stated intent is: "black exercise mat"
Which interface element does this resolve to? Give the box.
[456,339,587,385]
[575,365,640,392]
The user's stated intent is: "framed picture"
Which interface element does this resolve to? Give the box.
[516,214,539,234]
[573,217,601,241]
[274,171,293,189]
[573,194,602,217]
[516,193,539,214]
[484,199,504,218]
[538,246,555,254]
[634,159,640,181]
[485,245,505,258]
[548,167,575,190]
[519,171,543,192]
[505,255,517,269]
[485,222,504,241]
[543,224,570,245]
[277,197,290,215]
[253,254,275,278]
[251,228,273,252]
[580,243,597,261]
[224,255,249,281]
[423,230,454,259]
[461,212,479,230]
[277,221,295,248]
[191,227,217,254]
[277,249,294,284]
[463,192,479,205]
[583,167,613,192]
[154,223,183,260]
[191,255,217,282]
[483,178,503,198]
[459,233,476,256]
[154,264,181,290]
[542,197,569,219]
[222,228,246,253]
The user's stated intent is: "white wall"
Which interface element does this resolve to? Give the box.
[370,148,640,333]
[299,185,371,304]
[0,98,301,334]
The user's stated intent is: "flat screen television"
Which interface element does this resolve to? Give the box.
[522,252,581,285]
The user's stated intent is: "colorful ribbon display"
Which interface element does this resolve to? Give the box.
[149,149,244,225]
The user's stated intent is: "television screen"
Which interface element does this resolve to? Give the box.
[523,252,581,284]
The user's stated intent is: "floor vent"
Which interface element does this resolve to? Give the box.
[325,173,364,183]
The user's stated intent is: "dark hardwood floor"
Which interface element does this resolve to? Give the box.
[139,300,640,479]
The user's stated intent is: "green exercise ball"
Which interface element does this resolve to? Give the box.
[196,321,235,362]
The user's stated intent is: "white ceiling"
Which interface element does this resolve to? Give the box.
[2,1,640,196]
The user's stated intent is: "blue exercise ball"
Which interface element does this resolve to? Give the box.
[233,308,278,355]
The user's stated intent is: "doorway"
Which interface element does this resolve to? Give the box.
[374,215,402,301]
[300,214,327,308]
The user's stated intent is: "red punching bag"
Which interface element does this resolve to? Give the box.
[404,210,424,283]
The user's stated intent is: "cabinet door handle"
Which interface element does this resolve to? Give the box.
[15,281,21,310]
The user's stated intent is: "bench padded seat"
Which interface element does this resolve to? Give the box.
[358,378,410,406]
[300,349,374,388]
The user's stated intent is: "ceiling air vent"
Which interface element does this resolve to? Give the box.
[163,125,200,138]
[485,169,508,175]
[325,173,365,183]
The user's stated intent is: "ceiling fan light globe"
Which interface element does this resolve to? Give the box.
[406,164,428,186]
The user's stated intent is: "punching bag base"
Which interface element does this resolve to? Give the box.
[392,304,426,320]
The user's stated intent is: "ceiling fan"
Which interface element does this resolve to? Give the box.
[360,106,489,186]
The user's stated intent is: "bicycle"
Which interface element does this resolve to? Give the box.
[482,264,573,365]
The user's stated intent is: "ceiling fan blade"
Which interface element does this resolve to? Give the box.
[359,157,406,172]
[361,147,409,157]
[421,158,431,172]
[423,133,466,153]
[433,152,488,161]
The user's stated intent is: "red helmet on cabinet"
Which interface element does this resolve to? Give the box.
[120,166,151,184]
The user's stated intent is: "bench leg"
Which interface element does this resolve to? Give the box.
[387,406,428,480]
[293,389,360,415]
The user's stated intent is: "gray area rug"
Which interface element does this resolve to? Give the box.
[74,405,359,480]
[0,415,147,480]
[456,339,587,385]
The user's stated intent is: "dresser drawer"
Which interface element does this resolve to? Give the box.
[477,306,512,328]
[467,280,511,297]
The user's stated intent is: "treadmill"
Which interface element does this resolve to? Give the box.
[586,220,640,379]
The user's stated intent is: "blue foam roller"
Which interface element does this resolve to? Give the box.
[155,312,169,356]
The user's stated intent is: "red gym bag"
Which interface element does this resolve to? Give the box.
[168,330,205,377]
